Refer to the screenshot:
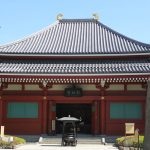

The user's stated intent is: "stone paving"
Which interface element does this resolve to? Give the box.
[16,143,118,150]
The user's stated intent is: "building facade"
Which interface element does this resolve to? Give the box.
[0,18,150,135]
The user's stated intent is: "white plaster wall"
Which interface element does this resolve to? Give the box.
[127,84,146,91]
[25,84,42,91]
[106,84,124,91]
[3,84,22,91]
[48,84,99,91]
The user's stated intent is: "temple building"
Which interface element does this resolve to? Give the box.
[0,16,150,135]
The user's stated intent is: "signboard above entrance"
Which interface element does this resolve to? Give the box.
[64,86,82,97]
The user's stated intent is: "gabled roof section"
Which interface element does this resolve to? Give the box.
[0,19,150,57]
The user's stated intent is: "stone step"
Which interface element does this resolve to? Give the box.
[40,138,102,144]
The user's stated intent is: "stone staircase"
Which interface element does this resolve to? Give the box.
[39,134,119,145]
[17,134,120,145]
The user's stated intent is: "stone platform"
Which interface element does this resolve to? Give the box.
[16,134,120,145]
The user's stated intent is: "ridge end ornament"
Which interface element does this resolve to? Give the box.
[92,13,99,20]
[57,13,63,20]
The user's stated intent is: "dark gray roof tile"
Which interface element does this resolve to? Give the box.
[0,59,150,75]
[0,19,150,56]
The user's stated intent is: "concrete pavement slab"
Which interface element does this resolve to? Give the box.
[16,143,118,150]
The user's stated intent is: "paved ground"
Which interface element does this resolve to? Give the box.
[16,143,118,150]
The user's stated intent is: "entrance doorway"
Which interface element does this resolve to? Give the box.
[56,104,92,134]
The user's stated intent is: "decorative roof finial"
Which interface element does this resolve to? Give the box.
[92,13,99,21]
[57,13,63,20]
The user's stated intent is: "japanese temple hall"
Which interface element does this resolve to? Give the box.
[0,17,150,135]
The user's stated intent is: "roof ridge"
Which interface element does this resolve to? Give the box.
[60,18,97,22]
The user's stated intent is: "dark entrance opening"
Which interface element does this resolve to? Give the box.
[56,104,92,134]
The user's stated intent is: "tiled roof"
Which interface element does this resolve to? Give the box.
[0,59,150,75]
[0,19,150,57]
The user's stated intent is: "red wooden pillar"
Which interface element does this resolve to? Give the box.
[96,84,106,135]
[100,97,106,134]
[48,100,56,135]
[42,87,48,134]
[93,100,99,135]
[100,87,106,135]
[42,98,48,134]
[48,100,52,134]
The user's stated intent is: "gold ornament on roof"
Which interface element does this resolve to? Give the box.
[92,13,99,20]
[57,13,63,20]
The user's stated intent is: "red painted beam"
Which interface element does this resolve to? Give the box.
[0,74,149,79]
[105,96,146,101]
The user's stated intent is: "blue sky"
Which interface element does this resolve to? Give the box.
[0,0,150,45]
